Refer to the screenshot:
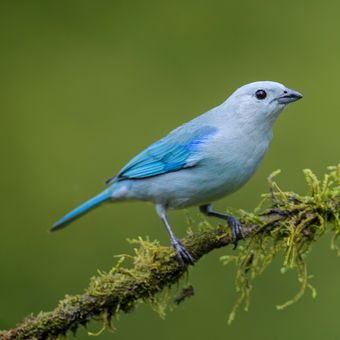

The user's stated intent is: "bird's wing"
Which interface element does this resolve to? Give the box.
[106,125,217,183]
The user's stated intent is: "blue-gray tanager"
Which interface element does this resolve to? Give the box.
[52,81,302,265]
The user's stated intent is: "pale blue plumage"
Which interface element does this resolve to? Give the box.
[52,81,303,265]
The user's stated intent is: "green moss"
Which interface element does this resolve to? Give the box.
[221,165,340,323]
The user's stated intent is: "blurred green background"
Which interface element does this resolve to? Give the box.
[1,1,339,339]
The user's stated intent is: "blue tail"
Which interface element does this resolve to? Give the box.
[51,189,111,231]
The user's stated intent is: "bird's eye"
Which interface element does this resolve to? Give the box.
[255,90,267,100]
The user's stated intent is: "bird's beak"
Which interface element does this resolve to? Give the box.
[277,88,303,104]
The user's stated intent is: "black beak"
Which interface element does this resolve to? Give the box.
[277,89,303,104]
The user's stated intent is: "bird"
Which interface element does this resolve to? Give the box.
[52,81,303,266]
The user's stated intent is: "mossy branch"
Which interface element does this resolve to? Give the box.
[1,165,339,340]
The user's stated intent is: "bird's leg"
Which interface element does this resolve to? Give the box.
[199,204,245,248]
[155,204,194,266]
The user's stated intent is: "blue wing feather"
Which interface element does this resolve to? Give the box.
[110,125,217,181]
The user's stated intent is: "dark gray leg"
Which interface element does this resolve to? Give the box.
[199,204,245,247]
[155,204,194,266]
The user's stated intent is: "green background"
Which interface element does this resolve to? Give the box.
[1,1,339,339]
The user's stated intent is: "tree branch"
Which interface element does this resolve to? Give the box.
[1,166,339,340]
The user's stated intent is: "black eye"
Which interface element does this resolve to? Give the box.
[255,89,267,100]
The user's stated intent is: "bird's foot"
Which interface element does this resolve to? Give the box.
[172,239,195,267]
[226,216,245,249]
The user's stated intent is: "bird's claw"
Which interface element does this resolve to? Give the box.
[227,216,245,249]
[172,240,195,267]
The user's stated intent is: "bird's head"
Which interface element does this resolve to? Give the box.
[224,81,303,126]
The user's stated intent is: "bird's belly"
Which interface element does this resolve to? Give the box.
[170,161,259,208]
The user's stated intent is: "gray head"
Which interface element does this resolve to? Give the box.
[224,81,303,125]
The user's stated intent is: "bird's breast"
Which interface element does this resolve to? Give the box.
[199,128,272,194]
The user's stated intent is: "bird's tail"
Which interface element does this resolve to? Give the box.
[51,189,111,231]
